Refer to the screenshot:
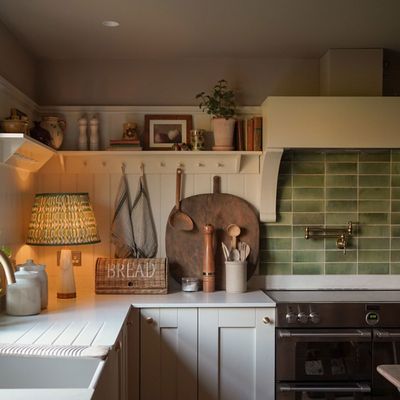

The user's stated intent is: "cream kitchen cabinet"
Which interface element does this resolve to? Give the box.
[137,307,275,400]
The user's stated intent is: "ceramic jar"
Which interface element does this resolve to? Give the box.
[40,116,66,149]
[18,259,48,309]
[6,267,41,316]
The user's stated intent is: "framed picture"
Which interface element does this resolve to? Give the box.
[144,115,193,150]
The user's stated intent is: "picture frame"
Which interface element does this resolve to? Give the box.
[144,115,193,150]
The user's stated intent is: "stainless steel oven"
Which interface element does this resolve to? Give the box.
[265,290,400,400]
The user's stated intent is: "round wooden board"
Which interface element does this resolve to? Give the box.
[166,193,259,289]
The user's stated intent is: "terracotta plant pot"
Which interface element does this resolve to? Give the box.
[212,118,236,151]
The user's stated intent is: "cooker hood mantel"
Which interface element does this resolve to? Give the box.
[260,96,400,222]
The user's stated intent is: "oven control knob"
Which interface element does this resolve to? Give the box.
[309,312,320,324]
[297,311,308,324]
[285,312,297,324]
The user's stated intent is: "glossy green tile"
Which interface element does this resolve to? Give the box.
[279,161,292,175]
[293,175,325,187]
[391,251,400,262]
[359,162,390,174]
[326,152,358,162]
[293,251,324,263]
[293,238,324,250]
[359,200,390,212]
[325,238,357,250]
[277,186,292,200]
[392,201,400,212]
[359,213,389,224]
[359,238,389,249]
[293,226,309,238]
[326,200,357,212]
[262,225,292,238]
[392,163,400,175]
[325,263,357,274]
[358,263,389,274]
[293,188,324,199]
[278,175,292,187]
[264,238,292,250]
[260,262,292,275]
[276,212,292,225]
[293,162,325,174]
[392,188,400,199]
[359,175,390,187]
[392,150,400,162]
[278,200,292,212]
[293,213,324,225]
[293,263,323,274]
[281,151,293,161]
[391,239,400,249]
[390,263,400,274]
[325,213,358,225]
[391,213,400,224]
[261,251,292,263]
[358,250,389,262]
[293,152,325,161]
[326,163,357,174]
[359,151,390,162]
[325,250,357,262]
[359,225,389,237]
[326,188,357,199]
[359,188,390,200]
[326,175,357,187]
[392,176,400,187]
[392,226,400,237]
[293,201,324,212]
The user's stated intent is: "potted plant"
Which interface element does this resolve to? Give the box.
[196,79,236,150]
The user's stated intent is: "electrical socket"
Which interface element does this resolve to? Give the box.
[56,251,82,266]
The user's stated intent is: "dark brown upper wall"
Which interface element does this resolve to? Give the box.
[0,21,38,101]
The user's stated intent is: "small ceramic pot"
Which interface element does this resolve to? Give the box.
[40,116,66,149]
[212,118,236,150]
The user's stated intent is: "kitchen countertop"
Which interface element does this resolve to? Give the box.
[0,289,274,400]
[377,365,400,389]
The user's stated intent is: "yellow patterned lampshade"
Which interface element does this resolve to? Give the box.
[26,193,100,299]
[26,193,100,246]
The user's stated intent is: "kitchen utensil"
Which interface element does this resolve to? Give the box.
[222,242,230,261]
[238,242,251,261]
[166,177,259,289]
[168,168,194,231]
[203,224,215,292]
[226,224,241,249]
[230,248,240,261]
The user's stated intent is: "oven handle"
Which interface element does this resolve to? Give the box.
[278,329,371,339]
[279,383,371,393]
[375,330,400,338]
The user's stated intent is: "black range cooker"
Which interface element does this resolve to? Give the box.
[264,290,400,400]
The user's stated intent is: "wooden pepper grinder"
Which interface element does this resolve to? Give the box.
[203,224,215,292]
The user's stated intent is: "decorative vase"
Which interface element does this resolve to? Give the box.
[78,116,88,151]
[40,116,66,149]
[212,118,235,151]
[89,115,99,151]
[30,121,52,147]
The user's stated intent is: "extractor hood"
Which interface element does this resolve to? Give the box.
[259,96,400,222]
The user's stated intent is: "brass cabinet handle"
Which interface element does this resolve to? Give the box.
[263,316,272,325]
[146,317,154,324]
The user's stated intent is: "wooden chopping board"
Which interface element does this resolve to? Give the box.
[166,182,259,289]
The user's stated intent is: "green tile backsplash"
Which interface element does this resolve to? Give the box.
[260,150,400,276]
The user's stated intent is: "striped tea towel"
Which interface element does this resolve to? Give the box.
[131,175,158,258]
[111,172,137,258]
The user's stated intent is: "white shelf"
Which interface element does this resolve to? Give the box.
[0,133,56,172]
[55,150,262,174]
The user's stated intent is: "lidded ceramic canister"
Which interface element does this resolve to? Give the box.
[6,267,41,316]
[18,259,48,309]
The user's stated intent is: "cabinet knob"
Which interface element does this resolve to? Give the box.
[262,316,272,325]
[146,317,154,324]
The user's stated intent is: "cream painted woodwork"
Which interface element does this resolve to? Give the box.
[262,96,400,149]
[140,308,198,400]
[198,308,275,400]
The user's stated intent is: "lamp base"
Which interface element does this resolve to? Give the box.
[57,249,76,299]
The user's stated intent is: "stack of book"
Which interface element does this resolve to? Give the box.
[235,116,262,151]
[108,139,142,151]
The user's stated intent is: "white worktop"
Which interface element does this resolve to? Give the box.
[377,365,400,389]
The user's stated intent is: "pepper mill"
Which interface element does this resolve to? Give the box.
[78,116,88,151]
[203,224,215,292]
[89,115,99,151]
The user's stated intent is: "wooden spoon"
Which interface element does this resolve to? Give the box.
[226,223,241,249]
[168,168,194,231]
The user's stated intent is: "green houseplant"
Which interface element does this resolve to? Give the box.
[196,79,237,150]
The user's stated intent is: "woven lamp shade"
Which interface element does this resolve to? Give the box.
[26,193,100,246]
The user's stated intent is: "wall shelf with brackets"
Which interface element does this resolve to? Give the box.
[54,150,262,174]
[0,133,56,172]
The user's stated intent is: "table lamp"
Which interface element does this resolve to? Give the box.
[26,193,100,299]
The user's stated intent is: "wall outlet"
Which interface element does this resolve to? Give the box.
[56,251,82,266]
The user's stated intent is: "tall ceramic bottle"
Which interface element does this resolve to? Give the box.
[78,116,88,151]
[89,115,99,151]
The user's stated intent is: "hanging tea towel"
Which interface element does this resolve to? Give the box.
[111,166,137,258]
[131,166,158,258]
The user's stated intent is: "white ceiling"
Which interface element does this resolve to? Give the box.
[1,0,400,60]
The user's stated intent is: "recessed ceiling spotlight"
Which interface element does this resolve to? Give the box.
[102,20,120,28]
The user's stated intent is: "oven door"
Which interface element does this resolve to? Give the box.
[373,329,400,400]
[276,329,372,382]
[277,382,371,400]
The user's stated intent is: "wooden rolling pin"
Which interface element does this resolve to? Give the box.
[202,224,215,292]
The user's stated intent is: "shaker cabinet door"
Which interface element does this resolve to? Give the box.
[198,307,275,400]
[140,308,198,400]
